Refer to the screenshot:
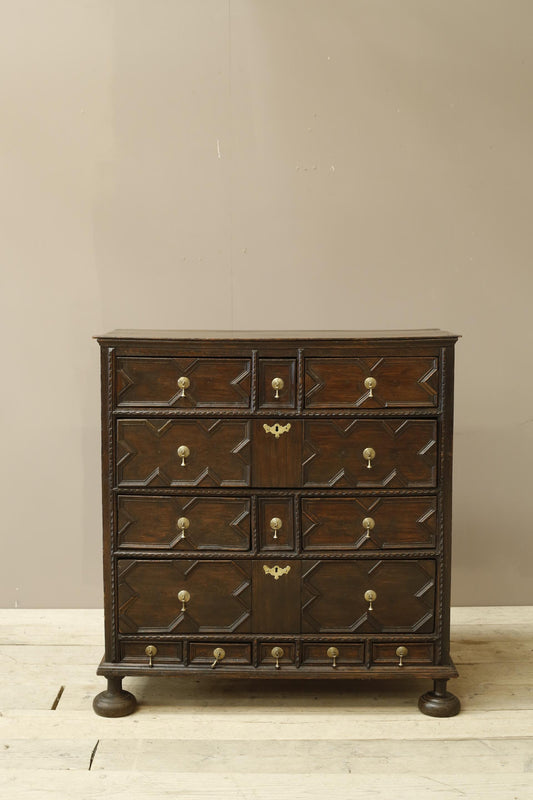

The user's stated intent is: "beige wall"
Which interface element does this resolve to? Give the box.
[1,1,532,607]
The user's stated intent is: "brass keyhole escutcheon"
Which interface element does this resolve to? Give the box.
[145,645,158,667]
[176,516,190,540]
[270,517,283,540]
[178,589,190,611]
[263,564,291,580]
[263,422,291,439]
[364,589,377,611]
[177,376,190,398]
[211,647,226,669]
[327,646,339,668]
[363,447,376,469]
[177,445,190,467]
[271,646,284,669]
[271,377,284,399]
[362,517,375,540]
[364,376,377,397]
[396,646,408,667]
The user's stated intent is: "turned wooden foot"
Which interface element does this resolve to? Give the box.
[418,679,460,717]
[93,677,137,717]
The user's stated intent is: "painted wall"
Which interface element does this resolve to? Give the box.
[1,1,532,606]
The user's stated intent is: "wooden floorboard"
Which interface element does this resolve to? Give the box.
[0,607,532,799]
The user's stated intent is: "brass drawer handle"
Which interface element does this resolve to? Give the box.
[362,517,375,539]
[211,647,225,669]
[177,376,190,398]
[271,377,284,398]
[270,517,283,540]
[263,422,291,439]
[327,646,339,668]
[178,589,190,611]
[363,447,376,469]
[271,646,284,669]
[364,589,377,611]
[263,564,291,580]
[364,376,377,397]
[145,645,157,667]
[396,646,408,667]
[176,516,190,540]
[177,445,190,467]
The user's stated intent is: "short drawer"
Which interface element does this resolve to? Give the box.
[301,642,365,667]
[116,357,251,408]
[305,357,438,408]
[301,497,437,551]
[372,642,435,666]
[257,359,296,409]
[116,418,251,488]
[259,642,296,667]
[117,495,251,551]
[257,497,295,551]
[189,642,252,666]
[120,641,183,664]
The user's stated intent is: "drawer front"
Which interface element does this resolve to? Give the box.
[372,642,435,666]
[117,559,252,634]
[257,497,295,551]
[117,496,251,551]
[189,642,252,666]
[259,642,296,667]
[301,642,365,667]
[301,560,435,634]
[257,359,297,409]
[116,357,251,408]
[120,641,183,664]
[302,419,437,488]
[305,357,438,408]
[301,497,437,551]
[116,419,251,487]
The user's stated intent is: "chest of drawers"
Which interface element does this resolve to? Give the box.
[93,329,460,717]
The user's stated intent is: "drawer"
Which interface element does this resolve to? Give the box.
[117,496,251,551]
[259,642,296,667]
[301,642,365,667]
[372,642,435,666]
[301,559,435,634]
[116,418,251,487]
[189,642,252,666]
[305,357,438,408]
[301,497,437,551]
[116,357,251,408]
[257,497,295,551]
[257,359,296,409]
[117,559,252,634]
[120,641,183,664]
[302,419,437,488]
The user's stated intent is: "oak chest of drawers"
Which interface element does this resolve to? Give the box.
[93,329,460,717]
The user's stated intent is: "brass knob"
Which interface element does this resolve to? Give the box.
[363,447,376,469]
[177,376,190,398]
[211,647,226,669]
[177,445,190,467]
[178,589,190,611]
[364,376,377,397]
[271,646,284,669]
[176,517,190,539]
[396,646,408,667]
[362,516,375,539]
[271,377,284,399]
[145,645,158,667]
[327,646,339,668]
[270,517,283,540]
[364,589,377,611]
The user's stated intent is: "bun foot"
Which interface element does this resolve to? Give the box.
[418,679,460,717]
[93,677,137,717]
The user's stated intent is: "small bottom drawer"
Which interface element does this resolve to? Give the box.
[302,643,365,667]
[259,642,296,667]
[372,643,434,666]
[189,642,251,666]
[120,642,183,664]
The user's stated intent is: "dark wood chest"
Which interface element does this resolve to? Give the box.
[93,330,460,717]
